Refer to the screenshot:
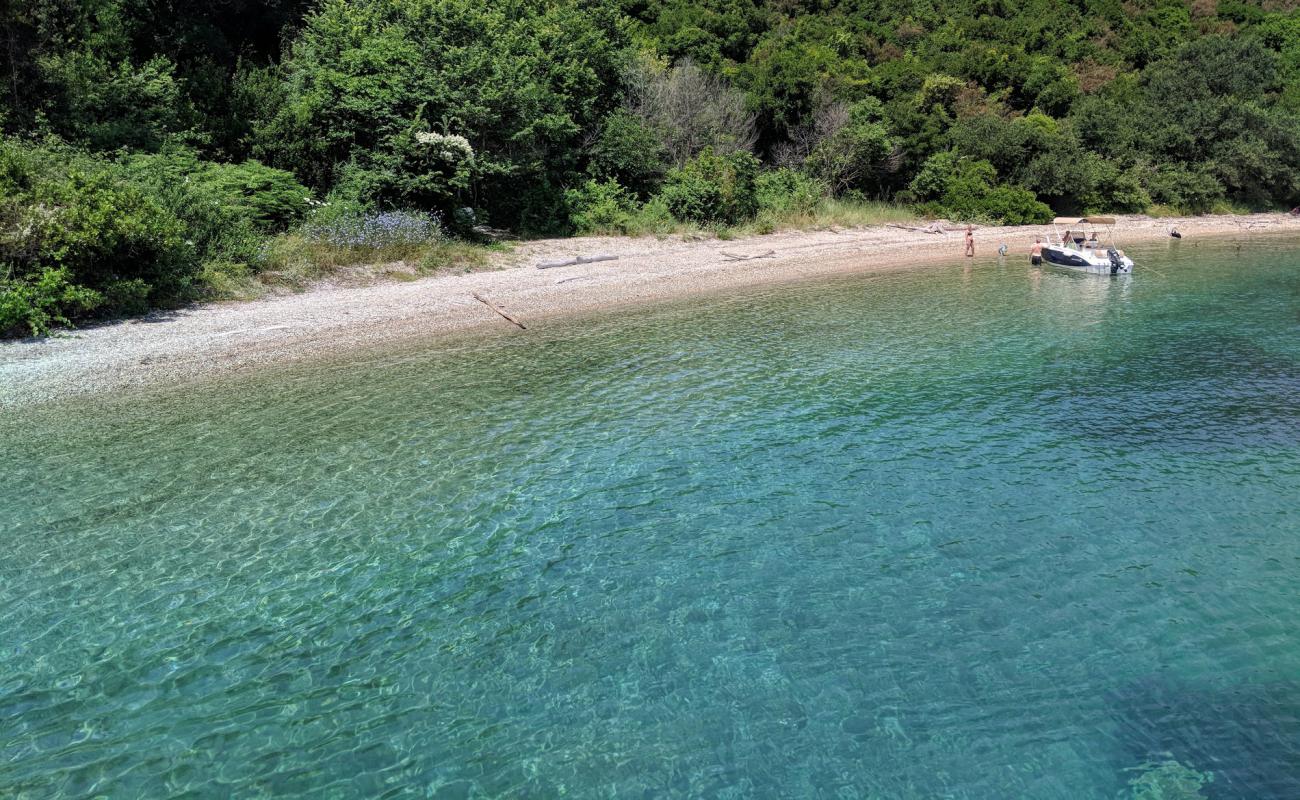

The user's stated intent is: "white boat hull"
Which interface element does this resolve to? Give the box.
[1041,245,1133,275]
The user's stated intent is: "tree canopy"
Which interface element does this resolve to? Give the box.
[3,0,1300,332]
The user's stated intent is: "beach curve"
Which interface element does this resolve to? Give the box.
[3,213,1298,408]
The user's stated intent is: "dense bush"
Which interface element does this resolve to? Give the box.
[659,149,761,225]
[0,268,102,338]
[125,156,312,231]
[565,179,641,234]
[1143,165,1226,215]
[0,138,309,335]
[908,152,1052,224]
[755,169,824,215]
[329,131,477,214]
[0,145,188,334]
[5,0,1300,333]
[586,110,669,198]
[803,99,895,196]
[254,0,628,231]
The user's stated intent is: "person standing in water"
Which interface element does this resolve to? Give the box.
[1030,237,1043,265]
[964,225,975,257]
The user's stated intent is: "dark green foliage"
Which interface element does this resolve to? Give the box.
[1143,165,1225,214]
[736,17,872,147]
[42,55,186,152]
[587,110,670,198]
[25,166,191,309]
[659,149,760,225]
[971,186,1056,226]
[0,146,189,333]
[908,151,1052,224]
[756,169,824,215]
[328,130,476,216]
[0,138,303,335]
[254,0,629,232]
[0,0,313,156]
[565,179,640,234]
[120,151,311,230]
[0,268,102,338]
[629,0,768,69]
[3,0,1300,333]
[804,99,894,196]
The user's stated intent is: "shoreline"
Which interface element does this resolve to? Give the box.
[4,213,1299,408]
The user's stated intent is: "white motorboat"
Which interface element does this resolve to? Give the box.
[1041,217,1134,275]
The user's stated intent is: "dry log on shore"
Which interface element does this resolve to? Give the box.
[887,222,948,234]
[535,254,619,270]
[471,292,527,329]
[719,250,776,261]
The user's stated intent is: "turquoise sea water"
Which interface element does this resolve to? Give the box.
[2,238,1298,798]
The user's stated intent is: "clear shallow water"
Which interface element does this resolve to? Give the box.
[2,239,1298,798]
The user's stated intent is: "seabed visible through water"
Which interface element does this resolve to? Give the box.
[2,237,1298,798]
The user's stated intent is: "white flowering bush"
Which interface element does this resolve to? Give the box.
[332,129,477,213]
[414,131,474,164]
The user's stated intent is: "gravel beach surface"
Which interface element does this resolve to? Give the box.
[3,214,1297,407]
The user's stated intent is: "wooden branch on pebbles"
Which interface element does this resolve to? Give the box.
[888,222,948,234]
[535,254,619,270]
[719,250,776,261]
[471,292,527,330]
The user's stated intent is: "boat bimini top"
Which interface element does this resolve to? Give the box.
[1051,217,1117,245]
[1043,217,1134,274]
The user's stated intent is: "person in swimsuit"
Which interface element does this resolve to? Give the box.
[1030,238,1043,265]
[964,225,975,257]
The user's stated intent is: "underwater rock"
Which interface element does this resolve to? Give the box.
[1123,759,1212,800]
[1105,677,1300,798]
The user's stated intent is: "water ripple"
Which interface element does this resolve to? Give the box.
[1,239,1298,797]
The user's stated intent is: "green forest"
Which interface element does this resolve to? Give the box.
[3,0,1299,334]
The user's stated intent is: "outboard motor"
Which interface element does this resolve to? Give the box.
[1108,248,1123,275]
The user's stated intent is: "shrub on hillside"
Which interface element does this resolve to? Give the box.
[122,154,313,231]
[659,149,760,225]
[566,179,640,234]
[0,159,191,335]
[803,99,894,196]
[329,130,477,215]
[907,151,1052,224]
[1090,164,1152,214]
[256,0,629,233]
[1143,165,1224,214]
[0,139,303,336]
[756,168,825,215]
[961,185,1055,225]
[587,110,669,198]
[0,268,102,338]
[118,150,308,285]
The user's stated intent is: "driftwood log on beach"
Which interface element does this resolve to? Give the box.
[719,250,776,261]
[887,222,948,234]
[536,254,620,270]
[471,292,527,329]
